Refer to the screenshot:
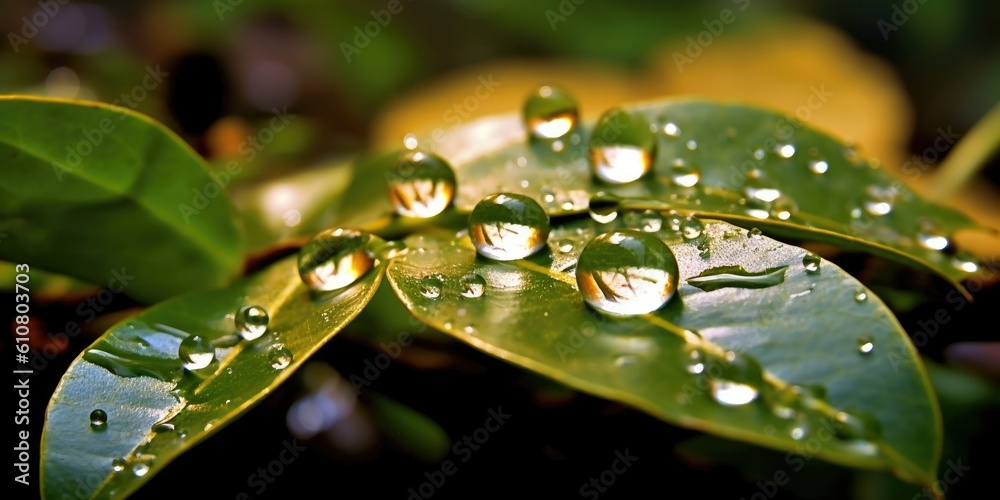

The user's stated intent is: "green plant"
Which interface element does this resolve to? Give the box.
[1,91,992,499]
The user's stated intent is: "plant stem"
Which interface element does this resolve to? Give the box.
[930,101,1000,200]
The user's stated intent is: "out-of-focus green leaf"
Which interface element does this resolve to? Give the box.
[0,96,243,302]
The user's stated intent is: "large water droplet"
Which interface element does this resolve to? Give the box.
[179,335,214,371]
[857,336,874,354]
[132,462,150,477]
[863,185,895,217]
[297,228,374,292]
[575,230,680,316]
[387,151,456,218]
[267,344,293,370]
[686,265,788,292]
[680,217,704,241]
[523,85,578,139]
[588,193,621,223]
[669,159,700,187]
[950,252,979,273]
[589,108,656,184]
[236,305,269,341]
[468,193,550,261]
[90,409,108,430]
[802,253,821,274]
[420,274,444,299]
[916,220,950,251]
[711,380,759,406]
[460,273,486,298]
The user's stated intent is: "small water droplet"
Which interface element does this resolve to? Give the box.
[857,336,874,354]
[684,347,705,374]
[669,159,700,187]
[748,227,763,238]
[236,305,269,341]
[707,351,762,406]
[790,413,811,440]
[951,252,979,273]
[776,144,796,158]
[523,85,578,139]
[916,220,950,251]
[863,185,895,217]
[387,151,456,218]
[753,148,766,160]
[854,288,868,303]
[588,193,620,224]
[685,139,698,151]
[802,253,821,274]
[468,193,551,261]
[663,122,681,137]
[378,240,409,259]
[402,133,418,150]
[680,217,704,240]
[808,160,829,174]
[419,274,444,299]
[179,335,215,371]
[152,422,175,433]
[267,344,293,370]
[90,409,108,430]
[576,231,679,316]
[297,228,375,292]
[744,178,782,203]
[623,210,664,232]
[112,458,126,472]
[132,462,150,477]
[460,273,486,298]
[463,325,476,334]
[589,108,656,184]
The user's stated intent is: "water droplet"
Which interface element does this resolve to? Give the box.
[708,351,762,406]
[833,411,882,441]
[808,160,829,174]
[589,108,656,184]
[420,274,444,299]
[771,198,797,221]
[132,462,150,477]
[588,193,620,224]
[776,144,796,158]
[744,179,782,203]
[460,273,486,298]
[575,230,680,316]
[684,347,705,374]
[297,228,375,292]
[854,288,868,303]
[152,422,175,433]
[669,159,700,187]
[663,122,681,137]
[680,217,704,240]
[378,240,409,259]
[863,185,895,217]
[179,335,214,371]
[685,139,698,151]
[235,305,269,341]
[802,253,821,274]
[753,148,766,160]
[857,336,874,354]
[622,210,664,232]
[523,85,578,139]
[468,193,551,261]
[790,414,811,440]
[112,458,126,472]
[951,252,979,273]
[387,151,456,218]
[748,227,763,238]
[916,220,950,251]
[90,409,108,430]
[267,344,293,370]
[402,133,418,150]
[686,265,788,292]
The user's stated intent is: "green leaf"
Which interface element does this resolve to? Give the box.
[385,217,941,488]
[40,253,385,499]
[354,100,982,293]
[0,96,243,302]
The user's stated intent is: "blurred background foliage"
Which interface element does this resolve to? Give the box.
[2,0,998,498]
